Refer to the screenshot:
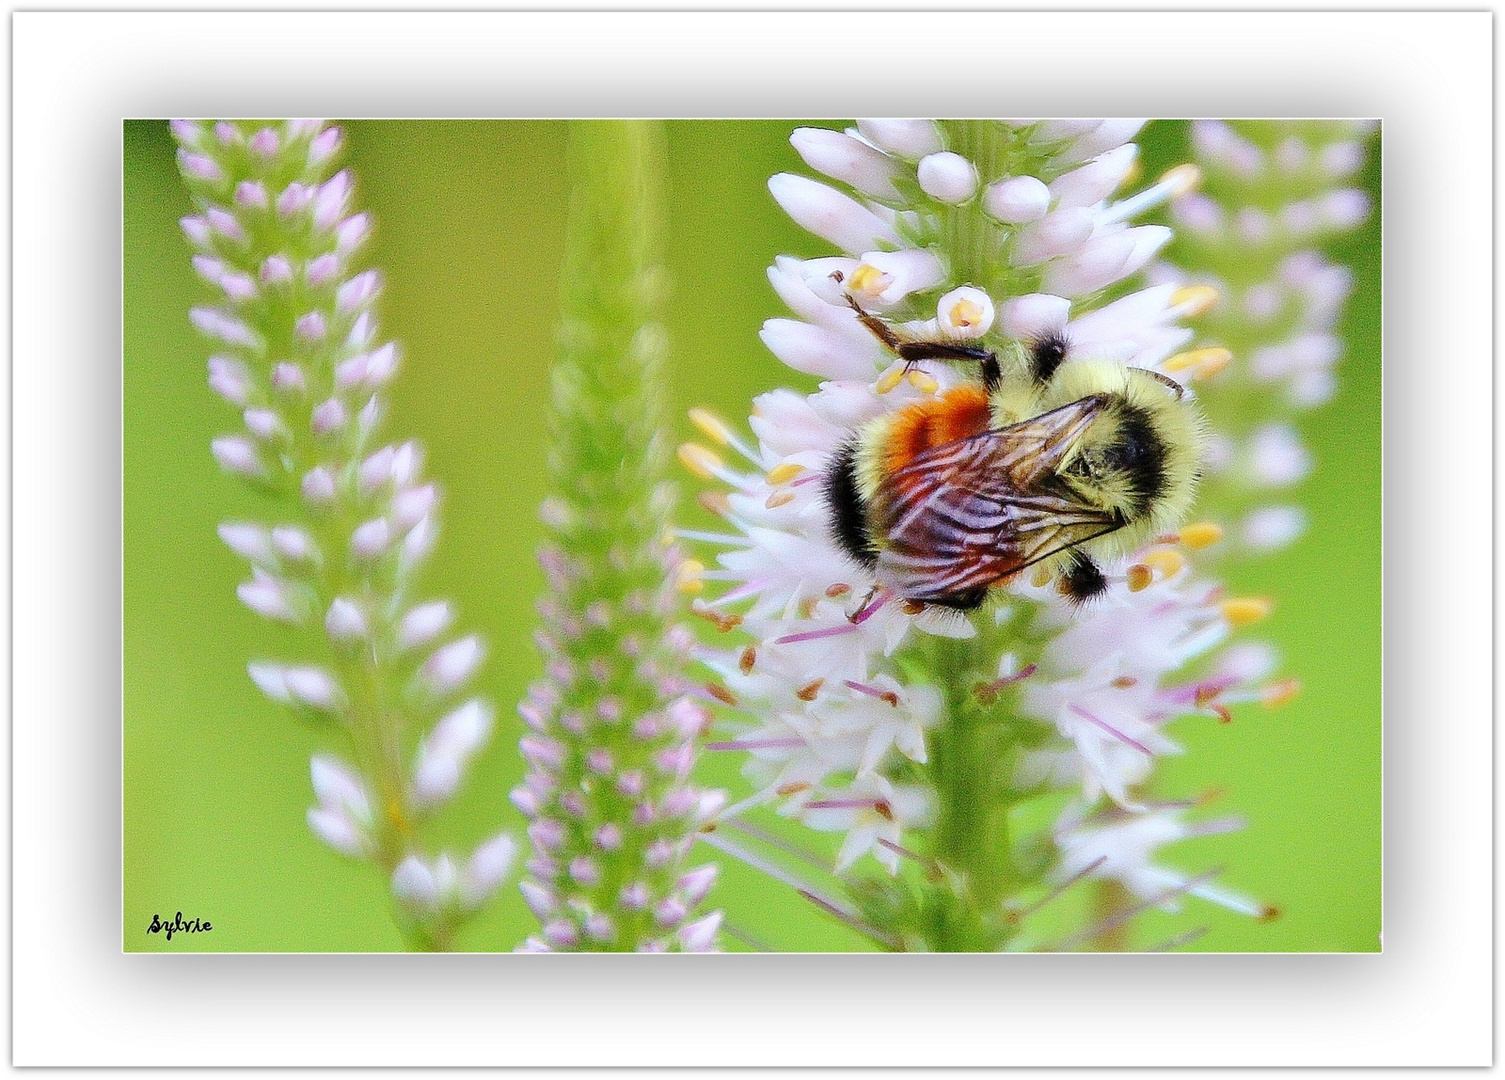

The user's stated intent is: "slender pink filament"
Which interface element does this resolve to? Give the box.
[843,680,898,705]
[705,738,804,751]
[1069,704,1154,756]
[774,623,859,645]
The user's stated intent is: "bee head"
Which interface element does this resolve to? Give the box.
[1042,360,1205,558]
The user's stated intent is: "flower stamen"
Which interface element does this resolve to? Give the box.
[772,623,860,646]
[875,364,906,395]
[1162,346,1233,381]
[1069,704,1154,756]
[1101,163,1203,225]
[689,407,762,465]
[906,367,939,394]
[973,663,1039,704]
[1220,596,1274,627]
[1169,284,1220,318]
[1178,521,1225,549]
[844,680,900,707]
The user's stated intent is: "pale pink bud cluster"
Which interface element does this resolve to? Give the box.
[514,593,724,951]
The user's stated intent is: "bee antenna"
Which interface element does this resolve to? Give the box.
[1144,369,1187,399]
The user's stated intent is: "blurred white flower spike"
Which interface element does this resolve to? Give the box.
[174,119,514,951]
[678,119,1367,951]
[1154,119,1377,556]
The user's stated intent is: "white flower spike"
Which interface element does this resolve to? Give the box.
[677,119,1361,952]
[174,119,513,950]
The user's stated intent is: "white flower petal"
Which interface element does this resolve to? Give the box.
[768,174,899,255]
[760,318,880,380]
[790,127,903,200]
[854,119,941,160]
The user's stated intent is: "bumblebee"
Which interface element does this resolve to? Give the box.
[824,302,1205,611]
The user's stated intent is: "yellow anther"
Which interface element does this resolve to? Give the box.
[674,559,706,594]
[387,798,409,832]
[1261,679,1302,708]
[797,596,819,619]
[795,679,824,701]
[875,365,906,395]
[946,298,985,331]
[1163,347,1232,376]
[697,491,730,517]
[1179,520,1225,549]
[657,526,677,550]
[738,645,757,675]
[847,263,890,295]
[826,582,852,598]
[1141,548,1186,578]
[1030,564,1053,588]
[1221,596,1274,627]
[677,443,723,480]
[907,368,939,394]
[1190,348,1233,381]
[1159,162,1203,197]
[765,490,796,510]
[1170,285,1220,318]
[688,407,733,447]
[766,462,805,485]
[1126,564,1154,592]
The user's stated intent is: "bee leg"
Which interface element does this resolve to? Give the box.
[922,588,988,612]
[1027,331,1072,385]
[1058,553,1108,605]
[847,584,881,623]
[844,294,998,374]
[979,353,1002,395]
[843,294,903,351]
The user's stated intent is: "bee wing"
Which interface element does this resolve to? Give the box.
[876,397,1120,603]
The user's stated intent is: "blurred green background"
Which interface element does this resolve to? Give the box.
[124,120,1380,952]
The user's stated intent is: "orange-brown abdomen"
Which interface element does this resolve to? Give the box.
[880,385,993,478]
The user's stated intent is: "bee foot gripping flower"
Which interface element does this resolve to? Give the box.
[681,120,1320,951]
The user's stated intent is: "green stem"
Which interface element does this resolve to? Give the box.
[907,620,1031,952]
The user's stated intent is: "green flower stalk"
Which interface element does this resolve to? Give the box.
[1158,120,1376,555]
[174,119,513,950]
[513,121,722,952]
[681,119,1300,951]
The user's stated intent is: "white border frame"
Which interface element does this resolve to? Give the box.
[14,8,1490,1067]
